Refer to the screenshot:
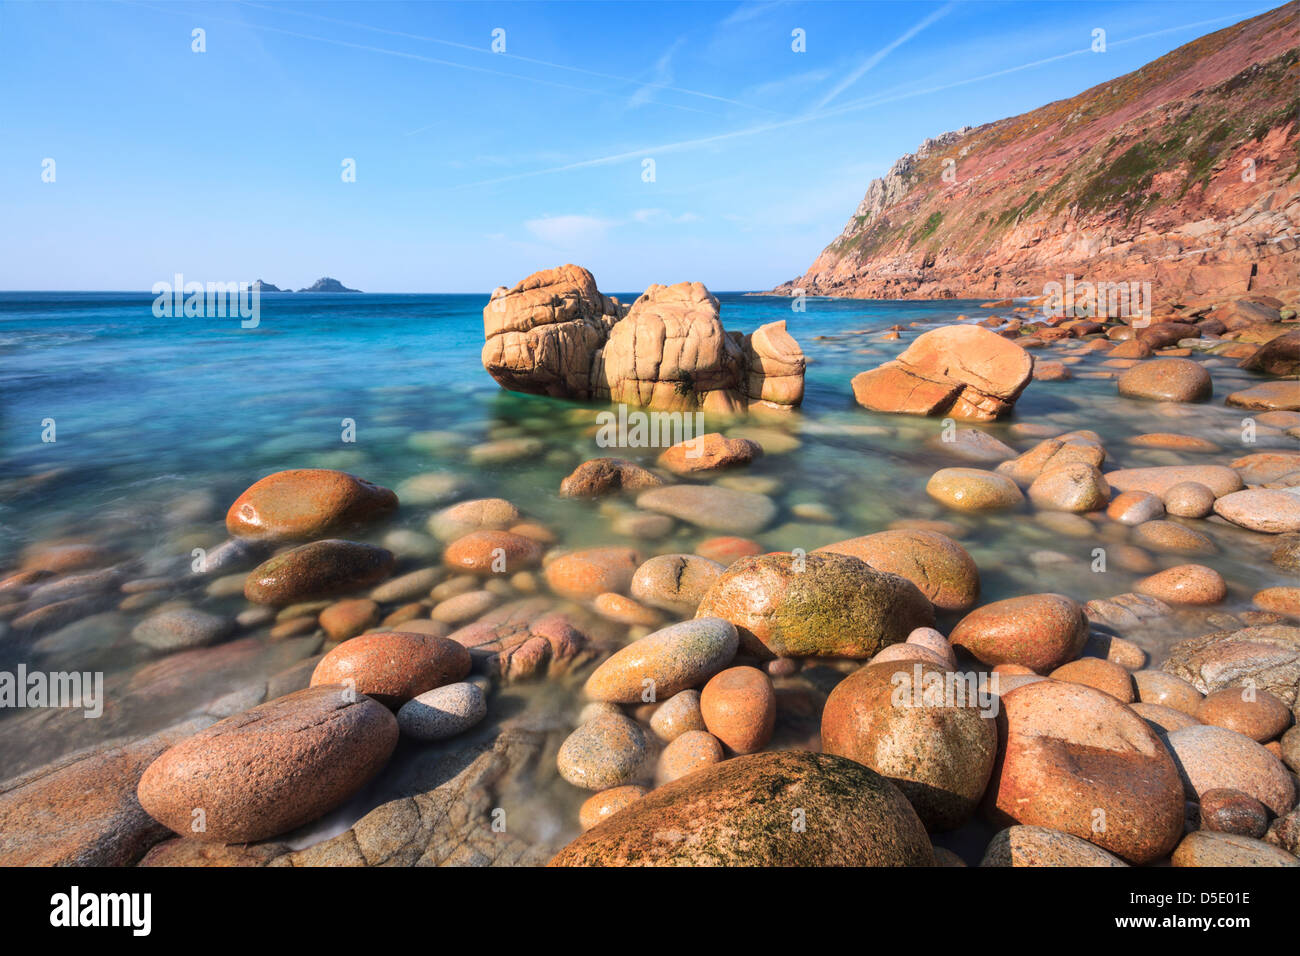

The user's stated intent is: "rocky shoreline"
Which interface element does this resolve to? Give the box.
[0,269,1297,868]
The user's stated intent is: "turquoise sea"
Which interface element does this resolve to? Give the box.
[2,289,1026,557]
[0,289,1292,855]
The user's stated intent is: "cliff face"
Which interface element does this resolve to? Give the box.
[776,2,1300,306]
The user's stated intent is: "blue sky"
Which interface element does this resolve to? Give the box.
[0,0,1280,292]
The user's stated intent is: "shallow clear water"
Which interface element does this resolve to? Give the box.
[0,291,1293,854]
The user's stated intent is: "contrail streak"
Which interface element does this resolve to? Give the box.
[122,0,725,121]
[810,1,955,112]
[236,0,781,116]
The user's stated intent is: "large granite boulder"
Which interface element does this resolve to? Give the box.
[694,551,934,659]
[597,281,746,412]
[482,266,804,411]
[851,325,1033,420]
[745,317,806,408]
[482,264,625,398]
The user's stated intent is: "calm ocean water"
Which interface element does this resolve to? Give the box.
[0,289,994,553]
[0,289,1288,791]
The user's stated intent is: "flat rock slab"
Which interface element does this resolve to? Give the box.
[1103,465,1243,498]
[636,484,777,535]
[270,724,564,867]
[0,719,212,866]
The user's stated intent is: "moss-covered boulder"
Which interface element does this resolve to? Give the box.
[694,552,934,659]
[549,751,934,866]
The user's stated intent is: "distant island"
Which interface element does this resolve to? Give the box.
[246,277,362,293]
[298,277,361,293]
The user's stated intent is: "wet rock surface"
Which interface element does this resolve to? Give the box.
[136,687,399,845]
[226,469,397,541]
[550,751,935,866]
[244,540,395,606]
[695,552,934,659]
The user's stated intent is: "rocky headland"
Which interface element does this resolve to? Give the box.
[774,3,1300,312]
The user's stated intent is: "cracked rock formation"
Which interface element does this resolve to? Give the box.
[1163,625,1300,721]
[447,598,596,682]
[851,324,1034,420]
[483,265,805,412]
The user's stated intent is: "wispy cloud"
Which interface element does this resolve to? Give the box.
[524,215,616,245]
[124,0,749,129]
[459,119,799,189]
[743,68,833,102]
[810,1,955,112]
[633,209,702,225]
[832,8,1272,114]
[720,1,788,27]
[126,0,710,124]
[629,38,686,110]
[525,210,702,245]
[234,0,779,117]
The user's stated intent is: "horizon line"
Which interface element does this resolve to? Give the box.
[0,287,787,296]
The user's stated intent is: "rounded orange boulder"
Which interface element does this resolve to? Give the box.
[1117,358,1212,403]
[815,529,980,613]
[137,686,397,844]
[1196,688,1292,742]
[310,631,471,707]
[1133,670,1203,715]
[319,598,380,641]
[243,539,394,606]
[226,469,397,540]
[657,434,762,475]
[822,659,997,831]
[700,666,776,754]
[949,593,1088,672]
[655,730,725,784]
[1048,658,1135,703]
[443,530,543,574]
[578,786,647,831]
[1134,564,1226,605]
[986,680,1184,863]
[545,547,640,601]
